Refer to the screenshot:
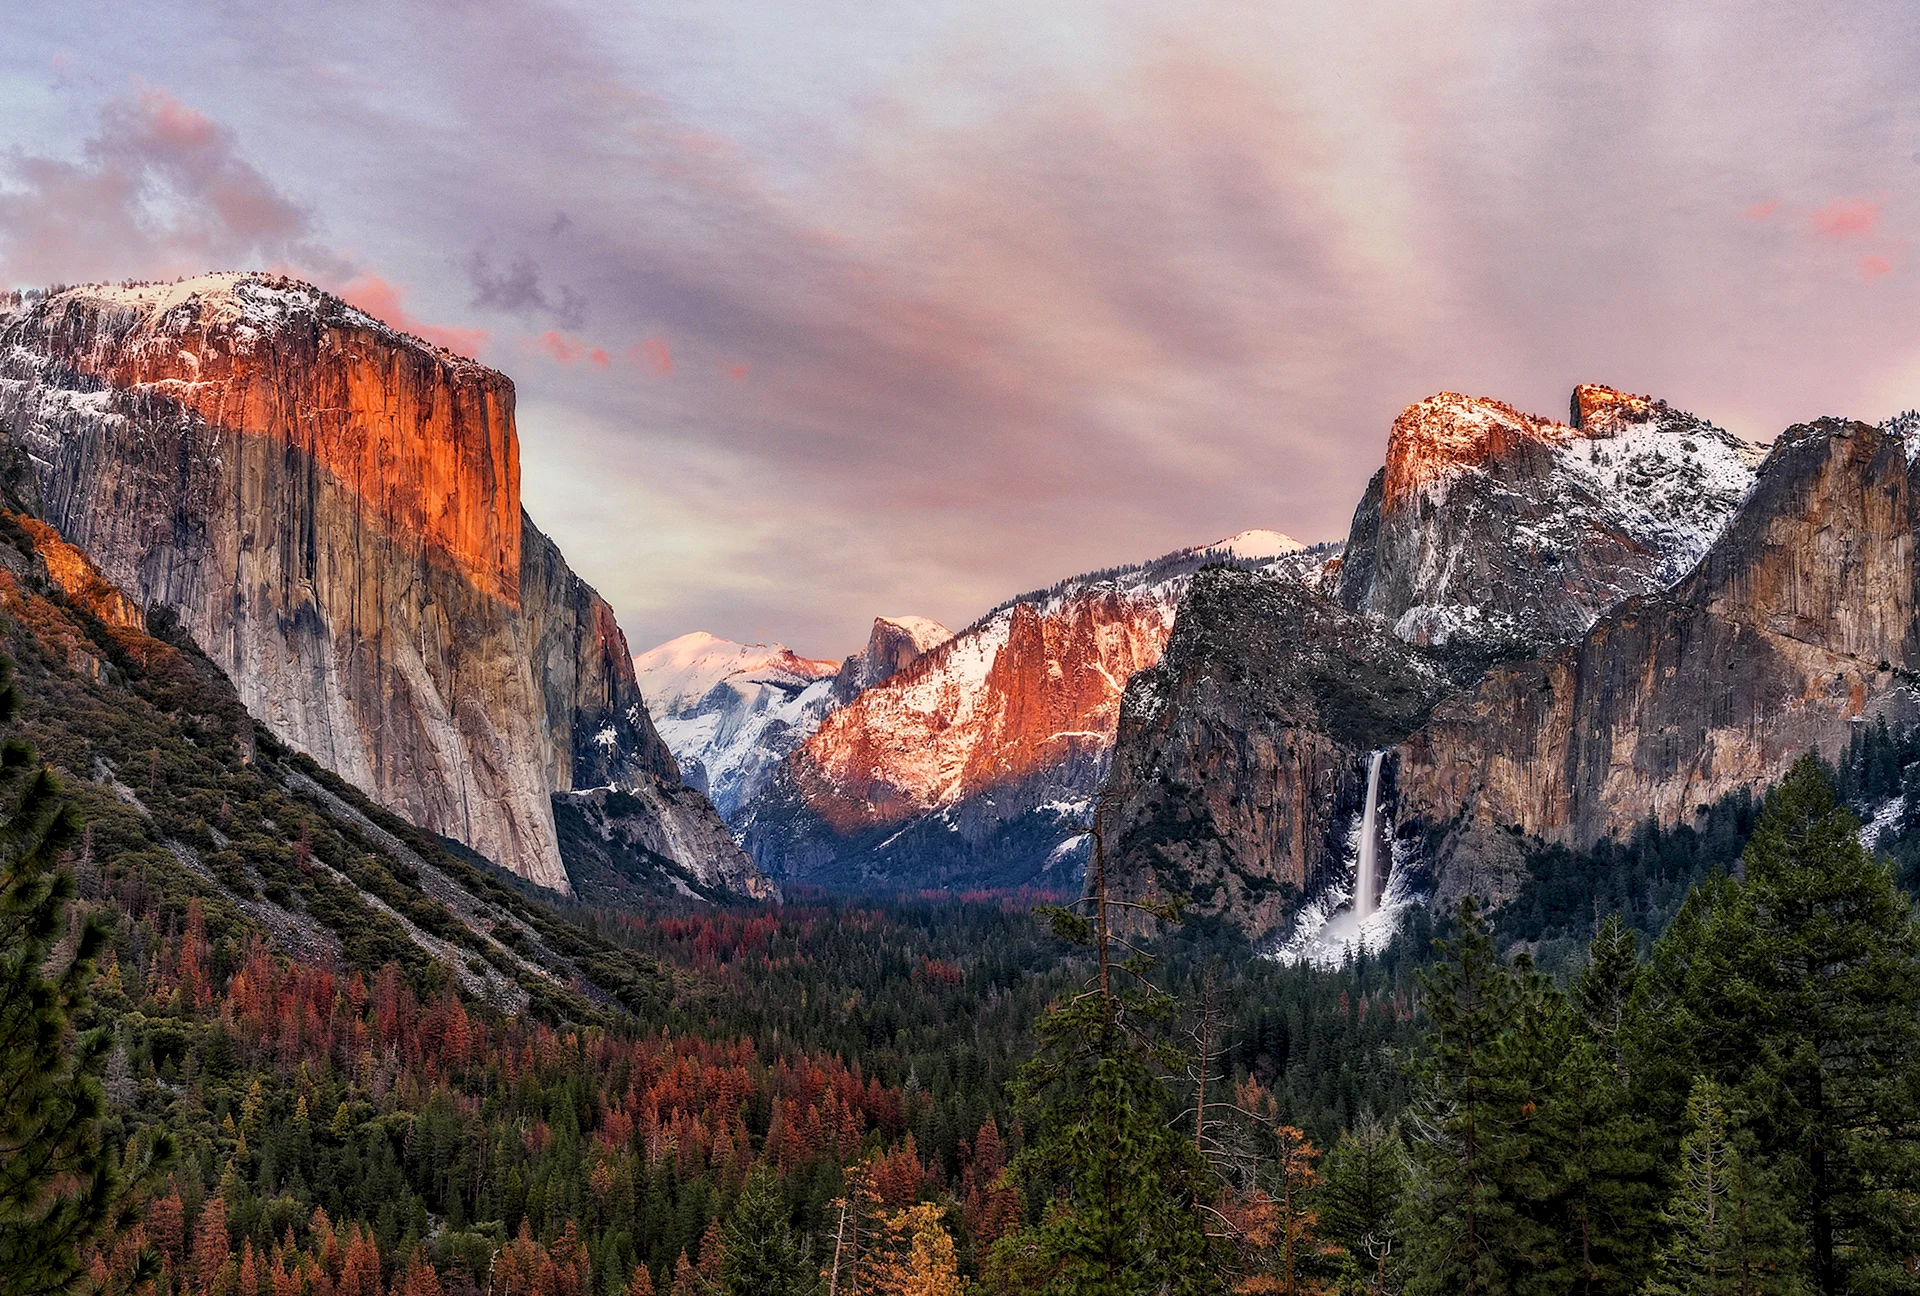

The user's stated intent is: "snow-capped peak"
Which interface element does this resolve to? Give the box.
[1200,529,1307,561]
[635,632,837,719]
[1350,384,1762,648]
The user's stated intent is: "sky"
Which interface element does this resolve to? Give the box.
[1,2,1917,658]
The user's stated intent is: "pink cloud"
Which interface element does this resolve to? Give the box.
[1810,199,1880,241]
[0,87,340,287]
[535,329,587,364]
[336,274,489,359]
[629,338,673,375]
[1745,198,1778,220]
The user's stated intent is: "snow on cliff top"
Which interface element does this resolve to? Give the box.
[1385,385,1760,522]
[1371,385,1763,646]
[19,272,490,375]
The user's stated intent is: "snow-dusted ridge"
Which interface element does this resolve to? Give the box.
[6,272,490,374]
[1354,385,1763,649]
[775,531,1337,839]
[634,632,842,821]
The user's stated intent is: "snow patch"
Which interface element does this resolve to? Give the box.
[1860,793,1906,849]
[1272,817,1423,967]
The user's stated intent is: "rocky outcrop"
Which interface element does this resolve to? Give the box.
[554,785,778,905]
[742,533,1327,890]
[1104,411,1920,941]
[832,615,952,701]
[1098,568,1454,935]
[1337,386,1759,650]
[1392,418,1920,907]
[0,273,759,895]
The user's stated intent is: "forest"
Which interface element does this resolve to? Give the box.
[3,526,1919,1296]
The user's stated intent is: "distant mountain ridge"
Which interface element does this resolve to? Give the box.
[728,531,1331,891]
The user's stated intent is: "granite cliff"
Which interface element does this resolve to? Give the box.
[1106,400,1920,946]
[1099,568,1454,936]
[741,531,1326,891]
[0,273,759,896]
[1392,416,1920,908]
[1101,386,1787,942]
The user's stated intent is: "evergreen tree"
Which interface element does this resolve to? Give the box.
[1317,1112,1406,1294]
[720,1165,817,1296]
[993,802,1219,1294]
[1630,756,1920,1293]
[1541,916,1658,1294]
[1641,1078,1804,1296]
[0,654,168,1295]
[1400,896,1559,1296]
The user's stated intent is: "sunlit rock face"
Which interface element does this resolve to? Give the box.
[1338,385,1761,652]
[1096,391,1920,942]
[741,533,1329,891]
[1392,417,1920,908]
[0,273,758,895]
[1104,414,1920,942]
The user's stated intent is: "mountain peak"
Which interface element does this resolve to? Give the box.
[1202,529,1307,560]
[1382,391,1572,510]
[1569,382,1655,431]
[1348,385,1760,648]
[635,633,838,718]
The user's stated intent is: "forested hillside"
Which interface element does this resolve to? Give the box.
[4,489,1917,1293]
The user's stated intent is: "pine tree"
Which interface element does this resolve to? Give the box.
[1641,1078,1804,1296]
[1541,917,1658,1294]
[1400,896,1555,1296]
[992,794,1220,1294]
[0,653,169,1295]
[720,1165,817,1296]
[1317,1113,1405,1294]
[1631,756,1920,1292]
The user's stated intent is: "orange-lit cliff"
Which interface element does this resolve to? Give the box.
[742,533,1320,889]
[0,273,759,895]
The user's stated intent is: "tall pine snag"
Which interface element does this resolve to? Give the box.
[0,652,169,1295]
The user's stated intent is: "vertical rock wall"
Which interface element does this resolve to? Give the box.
[0,273,756,894]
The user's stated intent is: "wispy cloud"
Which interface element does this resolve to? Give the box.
[2,1,1918,657]
[0,87,337,286]
[466,251,588,327]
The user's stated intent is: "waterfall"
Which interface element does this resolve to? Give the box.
[1354,750,1387,920]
